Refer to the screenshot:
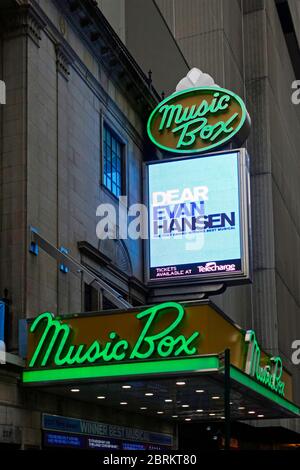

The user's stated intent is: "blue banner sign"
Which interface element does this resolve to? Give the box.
[42,414,173,447]
[43,431,165,450]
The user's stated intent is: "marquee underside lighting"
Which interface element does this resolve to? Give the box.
[23,356,220,384]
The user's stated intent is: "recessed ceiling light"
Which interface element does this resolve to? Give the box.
[185,418,191,421]
[145,392,154,396]
[209,413,216,416]
[221,417,225,420]
[157,411,164,414]
[195,389,204,393]
[120,402,128,405]
[172,415,178,418]
[165,399,173,403]
[238,406,245,410]
[248,411,255,414]
[97,395,106,399]
[182,404,189,408]
[212,396,220,400]
[70,388,80,392]
[122,385,132,389]
[140,407,147,410]
[176,381,186,386]
[196,409,203,412]
[258,414,264,418]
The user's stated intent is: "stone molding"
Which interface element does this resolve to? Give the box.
[3,4,46,47]
[55,43,75,81]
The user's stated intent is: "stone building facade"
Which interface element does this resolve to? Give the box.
[0,0,173,449]
[0,0,300,448]
[100,0,300,436]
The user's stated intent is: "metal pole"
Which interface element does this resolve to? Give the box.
[224,348,231,451]
[29,228,132,309]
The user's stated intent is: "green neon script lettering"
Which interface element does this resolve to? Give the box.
[29,312,70,367]
[245,330,285,397]
[28,302,200,368]
[130,302,199,359]
[147,87,249,154]
[157,92,236,149]
[172,113,239,149]
[158,93,231,132]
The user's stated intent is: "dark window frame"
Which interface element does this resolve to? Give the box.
[100,118,127,199]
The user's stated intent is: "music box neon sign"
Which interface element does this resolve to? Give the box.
[26,302,286,398]
[147,87,251,154]
[28,302,199,368]
[245,330,285,397]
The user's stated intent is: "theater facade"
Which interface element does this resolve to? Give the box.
[0,0,300,450]
[21,301,299,450]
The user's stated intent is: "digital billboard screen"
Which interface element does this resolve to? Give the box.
[146,149,250,284]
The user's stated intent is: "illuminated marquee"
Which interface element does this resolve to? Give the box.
[24,302,288,400]
[245,330,285,397]
[28,302,199,368]
[146,150,250,283]
[147,87,250,154]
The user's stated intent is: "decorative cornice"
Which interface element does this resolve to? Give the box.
[53,0,160,116]
[55,42,75,81]
[3,4,46,47]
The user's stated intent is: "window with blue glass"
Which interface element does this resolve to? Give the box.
[103,125,123,197]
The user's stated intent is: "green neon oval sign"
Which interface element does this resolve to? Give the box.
[147,87,251,154]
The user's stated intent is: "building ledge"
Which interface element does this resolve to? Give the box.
[54,0,161,116]
[1,352,25,368]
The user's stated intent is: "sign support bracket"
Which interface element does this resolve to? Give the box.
[148,282,226,303]
[28,227,132,309]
